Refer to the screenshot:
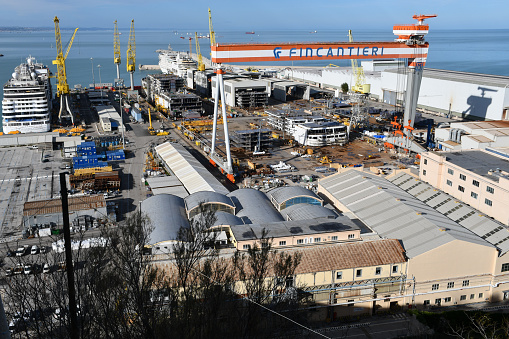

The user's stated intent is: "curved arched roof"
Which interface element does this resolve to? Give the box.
[213,211,244,227]
[141,194,189,245]
[228,188,284,224]
[184,191,235,213]
[266,186,322,206]
[280,203,337,221]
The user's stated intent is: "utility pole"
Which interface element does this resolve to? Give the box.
[59,173,79,339]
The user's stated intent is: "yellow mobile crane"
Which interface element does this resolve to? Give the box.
[348,30,370,94]
[113,20,121,79]
[126,20,136,90]
[195,32,205,71]
[147,108,156,135]
[53,17,78,124]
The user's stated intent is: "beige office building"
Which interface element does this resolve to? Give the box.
[318,169,509,311]
[419,148,509,225]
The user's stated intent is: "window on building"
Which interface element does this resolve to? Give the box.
[348,234,355,239]
[462,280,470,287]
[447,180,452,186]
[356,269,362,277]
[470,294,475,300]
[479,293,484,299]
[460,174,466,181]
[423,300,430,306]
[448,169,454,175]
[423,159,428,165]
[502,263,509,272]
[279,241,286,246]
[331,236,338,241]
[297,239,304,244]
[423,170,427,176]
[473,180,480,187]
[460,295,467,301]
[336,271,342,280]
[375,267,382,275]
[447,282,455,289]
[485,198,493,206]
[444,297,451,303]
[435,298,441,305]
[243,244,251,250]
[432,284,439,291]
[347,300,354,307]
[458,185,465,192]
[314,237,321,243]
[392,265,398,273]
[487,186,494,194]
[471,192,478,199]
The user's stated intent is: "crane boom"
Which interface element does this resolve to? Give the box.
[195,32,205,71]
[208,8,216,47]
[114,20,121,79]
[126,19,136,90]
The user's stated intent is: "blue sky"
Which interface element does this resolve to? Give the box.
[0,0,507,30]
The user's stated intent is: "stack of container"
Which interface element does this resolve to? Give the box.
[106,149,125,161]
[76,141,97,156]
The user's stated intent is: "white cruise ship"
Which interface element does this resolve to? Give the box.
[157,45,197,78]
[2,56,52,134]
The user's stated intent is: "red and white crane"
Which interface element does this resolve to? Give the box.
[208,15,436,178]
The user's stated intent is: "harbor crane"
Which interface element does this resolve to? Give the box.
[348,30,369,94]
[52,16,78,125]
[126,19,136,90]
[209,14,436,178]
[113,20,121,80]
[208,8,216,47]
[180,36,193,55]
[195,32,205,71]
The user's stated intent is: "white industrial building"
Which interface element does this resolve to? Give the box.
[211,78,270,108]
[96,106,124,133]
[281,62,509,121]
[434,120,509,151]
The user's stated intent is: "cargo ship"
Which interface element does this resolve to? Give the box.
[2,56,52,134]
[245,31,255,34]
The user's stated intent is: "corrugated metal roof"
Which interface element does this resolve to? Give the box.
[319,170,494,258]
[151,186,189,198]
[280,203,337,221]
[155,142,229,195]
[146,176,183,189]
[266,186,322,207]
[184,191,235,213]
[389,172,509,255]
[230,217,359,242]
[141,194,189,245]
[228,188,284,224]
[23,194,106,216]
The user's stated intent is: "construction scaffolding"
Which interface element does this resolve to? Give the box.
[235,90,268,108]
[231,129,272,151]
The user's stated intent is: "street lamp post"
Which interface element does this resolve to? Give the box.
[97,64,103,103]
[90,58,95,89]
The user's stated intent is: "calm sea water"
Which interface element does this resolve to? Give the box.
[1,28,509,130]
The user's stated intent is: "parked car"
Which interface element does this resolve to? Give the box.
[30,245,39,255]
[6,250,15,257]
[5,268,13,277]
[40,246,47,254]
[15,246,28,257]
[43,263,51,274]
[23,264,32,275]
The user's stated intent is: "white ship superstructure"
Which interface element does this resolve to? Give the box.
[158,45,197,78]
[2,56,52,133]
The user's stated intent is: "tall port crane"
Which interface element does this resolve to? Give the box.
[208,8,216,47]
[180,36,193,55]
[209,15,436,176]
[126,19,136,90]
[53,16,78,124]
[348,30,369,94]
[195,32,205,71]
[113,20,121,80]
